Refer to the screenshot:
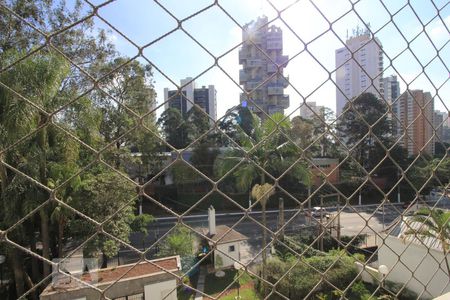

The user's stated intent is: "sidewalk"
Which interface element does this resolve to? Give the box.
[194,265,207,300]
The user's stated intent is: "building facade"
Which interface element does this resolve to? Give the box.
[239,16,289,119]
[434,110,447,142]
[382,75,400,105]
[393,90,435,156]
[300,101,325,120]
[164,77,217,121]
[335,28,384,116]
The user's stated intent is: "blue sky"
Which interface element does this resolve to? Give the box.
[87,0,449,119]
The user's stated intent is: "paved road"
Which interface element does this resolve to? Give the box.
[115,203,405,263]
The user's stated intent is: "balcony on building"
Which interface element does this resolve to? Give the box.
[267,86,284,95]
[244,81,260,91]
[279,95,290,108]
[246,59,264,68]
[266,40,282,50]
[239,70,248,84]
[278,76,289,88]
[267,63,278,73]
[276,55,289,67]
[238,49,248,64]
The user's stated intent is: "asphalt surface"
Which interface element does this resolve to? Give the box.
[115,203,408,265]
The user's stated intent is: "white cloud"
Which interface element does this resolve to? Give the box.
[429,15,450,39]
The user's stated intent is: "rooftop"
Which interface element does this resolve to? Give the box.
[41,256,180,296]
[388,216,446,251]
[203,225,248,244]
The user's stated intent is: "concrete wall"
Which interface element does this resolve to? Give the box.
[377,235,450,298]
[355,262,380,285]
[144,279,177,300]
[215,242,241,268]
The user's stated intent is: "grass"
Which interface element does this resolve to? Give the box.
[204,269,261,300]
[220,288,260,300]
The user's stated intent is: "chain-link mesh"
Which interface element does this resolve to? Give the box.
[0,0,449,299]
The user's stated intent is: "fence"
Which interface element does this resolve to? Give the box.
[0,0,449,299]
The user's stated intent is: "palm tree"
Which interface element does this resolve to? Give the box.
[215,112,312,291]
[404,207,450,276]
[0,49,69,293]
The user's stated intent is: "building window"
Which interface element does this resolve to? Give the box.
[229,245,235,252]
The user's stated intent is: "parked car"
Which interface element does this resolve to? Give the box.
[311,207,329,218]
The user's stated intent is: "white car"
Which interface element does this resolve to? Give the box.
[311,207,329,218]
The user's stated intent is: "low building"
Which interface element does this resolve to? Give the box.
[202,206,248,269]
[376,217,450,298]
[40,256,181,300]
[311,158,340,186]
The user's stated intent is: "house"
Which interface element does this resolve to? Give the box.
[202,206,248,269]
[376,216,450,298]
[40,256,181,300]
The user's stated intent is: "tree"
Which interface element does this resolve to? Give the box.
[214,112,312,293]
[0,49,73,295]
[290,116,315,150]
[157,108,188,149]
[190,139,220,178]
[185,106,210,143]
[68,170,138,268]
[337,93,392,173]
[94,57,157,167]
[405,207,450,276]
[158,225,196,257]
[157,106,210,150]
[251,183,275,270]
[219,105,258,145]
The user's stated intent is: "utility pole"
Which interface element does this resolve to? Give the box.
[278,197,284,241]
[319,195,324,252]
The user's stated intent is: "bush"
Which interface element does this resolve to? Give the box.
[258,251,358,299]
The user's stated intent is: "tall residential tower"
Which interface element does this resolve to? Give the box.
[393,90,435,156]
[335,28,384,116]
[164,77,217,121]
[239,16,289,119]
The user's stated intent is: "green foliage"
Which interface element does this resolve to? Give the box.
[337,93,395,173]
[349,281,371,300]
[159,225,196,257]
[69,170,136,258]
[259,252,358,299]
[215,112,312,193]
[157,106,210,150]
[130,214,154,236]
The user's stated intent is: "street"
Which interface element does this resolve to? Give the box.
[115,203,406,265]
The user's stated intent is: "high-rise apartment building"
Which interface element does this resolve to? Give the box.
[164,77,217,121]
[300,101,325,120]
[239,16,289,119]
[335,28,384,116]
[434,110,447,142]
[393,90,435,156]
[382,75,400,104]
